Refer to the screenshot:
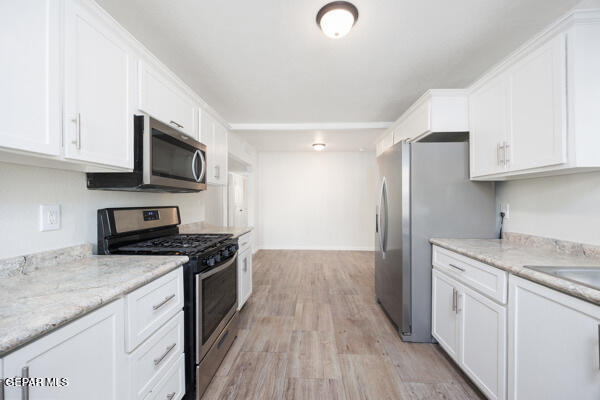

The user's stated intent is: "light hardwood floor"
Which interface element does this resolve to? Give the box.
[203,250,485,400]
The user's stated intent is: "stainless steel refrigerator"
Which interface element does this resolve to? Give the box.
[375,136,496,343]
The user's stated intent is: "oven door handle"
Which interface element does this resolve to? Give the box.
[198,254,237,279]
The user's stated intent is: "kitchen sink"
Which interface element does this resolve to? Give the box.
[525,266,600,291]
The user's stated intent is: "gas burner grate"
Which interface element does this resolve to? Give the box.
[117,233,231,255]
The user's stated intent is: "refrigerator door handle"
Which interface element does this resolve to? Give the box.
[378,177,387,257]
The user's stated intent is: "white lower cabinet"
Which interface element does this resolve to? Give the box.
[432,269,460,360]
[508,275,600,400]
[237,247,253,310]
[460,283,506,400]
[432,268,507,400]
[2,299,127,400]
[0,266,185,400]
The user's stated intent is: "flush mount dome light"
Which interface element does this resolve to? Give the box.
[316,1,359,39]
[313,143,326,151]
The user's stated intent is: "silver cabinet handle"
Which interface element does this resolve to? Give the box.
[169,120,184,129]
[154,343,176,366]
[21,366,29,400]
[504,142,510,167]
[214,165,220,179]
[166,392,176,400]
[153,294,176,310]
[243,258,248,272]
[449,263,466,272]
[240,241,248,247]
[452,288,457,312]
[456,292,462,313]
[496,142,502,166]
[71,113,81,150]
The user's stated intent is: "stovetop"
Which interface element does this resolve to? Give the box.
[117,233,232,256]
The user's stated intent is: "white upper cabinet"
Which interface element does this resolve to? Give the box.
[200,108,228,185]
[470,75,511,177]
[0,0,61,156]
[64,0,135,170]
[393,90,468,143]
[509,35,567,171]
[138,61,198,140]
[470,10,600,180]
[377,90,468,156]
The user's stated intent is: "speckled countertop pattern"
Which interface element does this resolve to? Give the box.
[0,244,188,356]
[179,221,253,239]
[430,234,600,305]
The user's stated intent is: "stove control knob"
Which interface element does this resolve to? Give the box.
[230,245,238,253]
[206,257,215,267]
[222,249,230,258]
[214,254,221,263]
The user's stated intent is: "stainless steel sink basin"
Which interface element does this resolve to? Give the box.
[525,266,600,291]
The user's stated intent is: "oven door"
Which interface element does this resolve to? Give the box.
[195,254,238,363]
[144,116,207,191]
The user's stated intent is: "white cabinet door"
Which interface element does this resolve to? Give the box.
[508,275,600,400]
[237,248,253,310]
[0,0,61,156]
[460,284,506,400]
[63,0,134,169]
[139,61,197,140]
[469,75,510,177]
[509,34,567,172]
[202,110,228,185]
[2,299,126,400]
[213,121,228,185]
[432,269,460,361]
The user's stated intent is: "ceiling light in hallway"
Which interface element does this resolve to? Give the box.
[312,143,326,151]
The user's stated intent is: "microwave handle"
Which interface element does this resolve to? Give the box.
[192,151,200,182]
[199,150,206,182]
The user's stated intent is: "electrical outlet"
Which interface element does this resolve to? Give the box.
[40,204,61,231]
[501,203,510,219]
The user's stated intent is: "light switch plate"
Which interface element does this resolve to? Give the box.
[40,204,61,231]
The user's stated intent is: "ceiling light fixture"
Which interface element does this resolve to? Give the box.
[316,1,359,39]
[313,143,326,151]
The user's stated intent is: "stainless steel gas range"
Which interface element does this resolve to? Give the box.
[97,206,239,399]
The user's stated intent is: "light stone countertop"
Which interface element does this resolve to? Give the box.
[179,221,253,239]
[430,233,600,305]
[0,244,188,356]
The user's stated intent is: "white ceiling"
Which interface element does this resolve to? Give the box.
[233,129,382,152]
[97,0,581,125]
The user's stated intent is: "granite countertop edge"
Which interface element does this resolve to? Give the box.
[430,238,600,306]
[0,249,188,357]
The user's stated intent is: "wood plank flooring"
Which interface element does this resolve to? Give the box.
[203,250,484,400]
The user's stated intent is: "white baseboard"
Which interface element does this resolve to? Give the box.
[256,244,375,251]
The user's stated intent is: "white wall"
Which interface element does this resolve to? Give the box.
[0,161,208,258]
[257,152,376,251]
[496,171,600,245]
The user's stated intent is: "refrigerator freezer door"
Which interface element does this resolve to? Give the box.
[375,142,412,335]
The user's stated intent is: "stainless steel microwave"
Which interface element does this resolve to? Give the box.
[87,115,207,192]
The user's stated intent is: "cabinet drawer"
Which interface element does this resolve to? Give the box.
[125,267,183,351]
[130,311,184,400]
[432,246,507,304]
[148,354,185,400]
[237,232,252,253]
